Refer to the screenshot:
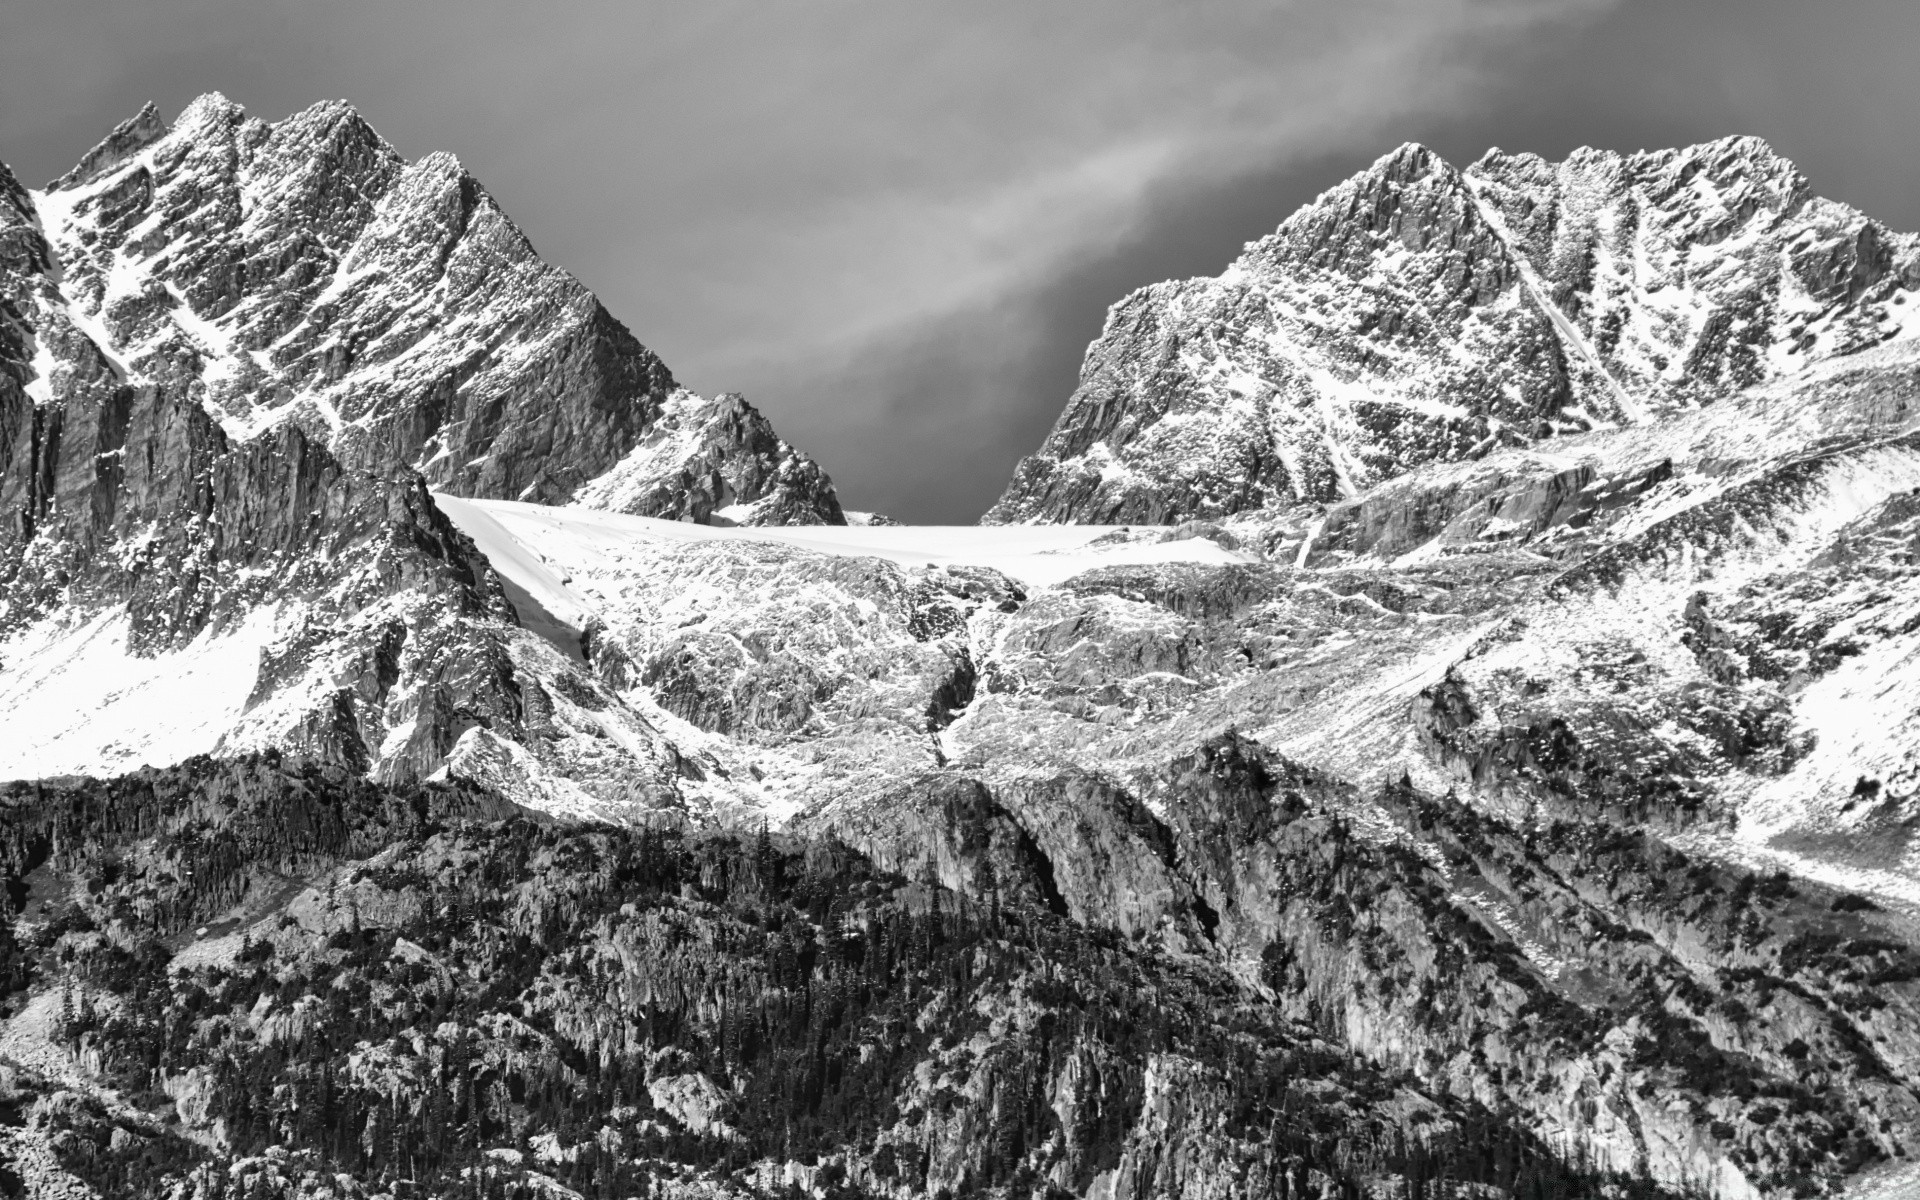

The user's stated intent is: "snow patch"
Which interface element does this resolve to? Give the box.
[0,607,280,782]
[437,495,1256,604]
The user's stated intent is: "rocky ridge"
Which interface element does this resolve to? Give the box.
[8,94,841,515]
[987,138,1920,525]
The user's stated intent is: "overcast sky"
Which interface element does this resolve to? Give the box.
[6,0,1920,521]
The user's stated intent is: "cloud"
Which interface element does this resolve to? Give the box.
[665,1,1615,354]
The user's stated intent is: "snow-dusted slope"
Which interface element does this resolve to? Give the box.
[429,496,1259,813]
[571,390,844,525]
[0,607,277,780]
[0,96,839,816]
[989,137,1920,524]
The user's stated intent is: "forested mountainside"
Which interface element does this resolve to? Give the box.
[3,755,1900,1200]
[3,102,1920,1199]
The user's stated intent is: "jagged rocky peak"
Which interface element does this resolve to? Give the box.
[573,388,844,525]
[1245,141,1492,276]
[1465,134,1918,396]
[0,93,840,796]
[13,92,841,521]
[46,100,167,192]
[987,134,1920,525]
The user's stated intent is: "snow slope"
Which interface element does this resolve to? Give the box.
[0,607,279,780]
[436,495,1255,626]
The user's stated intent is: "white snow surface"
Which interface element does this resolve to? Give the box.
[435,495,1255,623]
[0,607,277,782]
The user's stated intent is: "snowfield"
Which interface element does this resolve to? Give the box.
[0,502,1252,788]
[0,607,279,781]
[434,495,1255,630]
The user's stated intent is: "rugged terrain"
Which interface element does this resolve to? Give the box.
[987,138,1920,524]
[0,95,842,793]
[2,106,1919,1199]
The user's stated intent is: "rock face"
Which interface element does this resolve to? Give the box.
[573,389,844,526]
[987,137,1920,524]
[0,96,841,802]
[5,92,840,518]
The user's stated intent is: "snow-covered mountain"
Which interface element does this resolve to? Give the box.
[987,137,1920,524]
[4,93,840,517]
[4,109,1920,1200]
[975,135,1920,917]
[0,95,842,796]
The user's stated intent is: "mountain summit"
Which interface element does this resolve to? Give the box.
[0,95,843,791]
[6,92,841,517]
[987,136,1920,524]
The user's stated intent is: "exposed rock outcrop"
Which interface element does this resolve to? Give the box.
[573,389,844,525]
[989,137,1920,525]
[11,93,841,521]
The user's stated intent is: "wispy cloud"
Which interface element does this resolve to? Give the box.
[615,2,1621,368]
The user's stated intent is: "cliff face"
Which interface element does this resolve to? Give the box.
[7,95,840,517]
[987,138,1920,525]
[0,97,841,799]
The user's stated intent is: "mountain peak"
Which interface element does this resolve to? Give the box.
[1368,140,1450,181]
[1226,137,1487,299]
[1284,140,1463,226]
[991,132,1920,525]
[1683,131,1788,165]
[271,96,394,157]
[45,99,167,191]
[1626,131,1801,184]
[7,93,842,521]
[172,89,245,132]
[410,148,472,183]
[286,96,368,126]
